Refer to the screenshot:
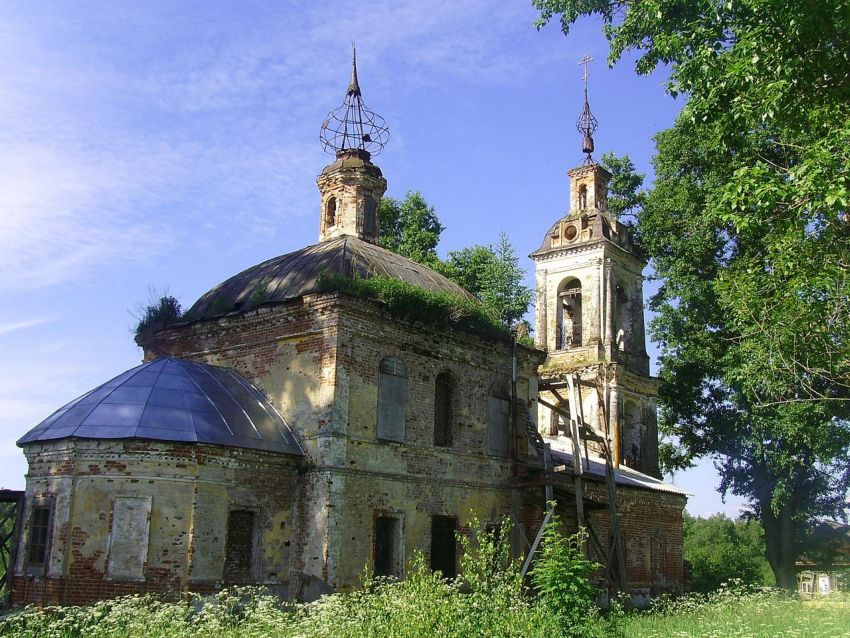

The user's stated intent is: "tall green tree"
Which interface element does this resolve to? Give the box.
[534,0,850,588]
[379,191,444,266]
[441,232,532,327]
[683,513,774,592]
[379,191,533,329]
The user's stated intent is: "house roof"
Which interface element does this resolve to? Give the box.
[18,357,303,456]
[549,446,688,496]
[185,235,475,321]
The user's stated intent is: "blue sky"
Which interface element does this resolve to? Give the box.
[0,0,744,517]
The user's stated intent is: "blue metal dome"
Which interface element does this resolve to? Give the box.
[18,357,303,456]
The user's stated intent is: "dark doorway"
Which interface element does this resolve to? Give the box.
[223,509,255,583]
[430,515,457,578]
[374,516,401,577]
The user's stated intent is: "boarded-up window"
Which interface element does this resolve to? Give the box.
[434,372,453,447]
[430,515,457,578]
[27,506,51,566]
[486,383,510,457]
[363,196,378,236]
[223,509,255,583]
[377,357,407,442]
[374,516,402,577]
[107,497,151,581]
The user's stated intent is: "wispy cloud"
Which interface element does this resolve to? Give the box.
[0,0,569,294]
[0,317,52,337]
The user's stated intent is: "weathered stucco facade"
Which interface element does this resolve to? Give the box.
[12,61,686,607]
[532,162,659,477]
[526,157,686,599]
[138,292,542,596]
[14,440,301,605]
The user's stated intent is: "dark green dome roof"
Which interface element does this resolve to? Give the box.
[186,235,475,321]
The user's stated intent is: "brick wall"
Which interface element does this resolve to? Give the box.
[13,440,301,607]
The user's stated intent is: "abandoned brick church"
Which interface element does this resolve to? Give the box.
[11,55,686,606]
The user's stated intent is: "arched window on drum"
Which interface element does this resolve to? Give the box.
[325,196,337,227]
[377,356,407,442]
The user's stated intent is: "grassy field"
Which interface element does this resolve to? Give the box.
[2,586,848,638]
[613,589,850,637]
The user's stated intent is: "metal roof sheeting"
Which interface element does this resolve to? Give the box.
[18,357,303,456]
[186,235,476,321]
[549,446,688,496]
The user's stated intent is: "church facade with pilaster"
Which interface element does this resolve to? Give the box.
[532,160,660,476]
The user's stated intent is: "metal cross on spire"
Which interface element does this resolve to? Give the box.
[579,54,593,89]
[576,53,598,163]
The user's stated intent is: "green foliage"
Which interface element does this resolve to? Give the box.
[599,152,645,222]
[683,513,774,593]
[377,190,533,330]
[134,295,183,335]
[534,0,850,589]
[529,518,600,634]
[379,191,444,267]
[0,522,567,638]
[248,277,271,307]
[440,232,532,327]
[316,272,510,343]
[6,585,849,638]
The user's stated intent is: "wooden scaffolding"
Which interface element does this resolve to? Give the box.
[512,364,628,595]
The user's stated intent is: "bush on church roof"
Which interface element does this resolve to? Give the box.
[316,272,511,343]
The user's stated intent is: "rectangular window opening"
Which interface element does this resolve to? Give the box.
[27,506,51,566]
[434,374,453,447]
[373,516,402,577]
[430,515,457,579]
[224,509,255,583]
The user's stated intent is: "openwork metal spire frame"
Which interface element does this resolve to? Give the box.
[320,46,390,157]
[576,54,598,164]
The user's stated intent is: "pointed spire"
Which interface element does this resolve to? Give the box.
[320,47,389,157]
[347,44,361,97]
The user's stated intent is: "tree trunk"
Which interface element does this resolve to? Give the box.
[761,503,797,590]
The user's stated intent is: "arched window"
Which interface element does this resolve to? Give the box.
[434,371,454,447]
[325,196,337,227]
[621,400,642,467]
[615,283,629,354]
[377,356,407,442]
[557,278,582,349]
[578,184,588,209]
[486,383,510,457]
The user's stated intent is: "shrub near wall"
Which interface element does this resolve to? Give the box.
[1,520,605,638]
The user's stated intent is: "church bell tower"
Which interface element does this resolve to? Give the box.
[317,48,388,243]
[531,57,660,477]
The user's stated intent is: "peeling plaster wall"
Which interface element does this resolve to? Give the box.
[324,298,541,590]
[13,440,300,606]
[139,292,543,595]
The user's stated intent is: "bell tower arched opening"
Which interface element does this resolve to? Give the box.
[621,399,643,468]
[325,197,337,227]
[557,278,582,350]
